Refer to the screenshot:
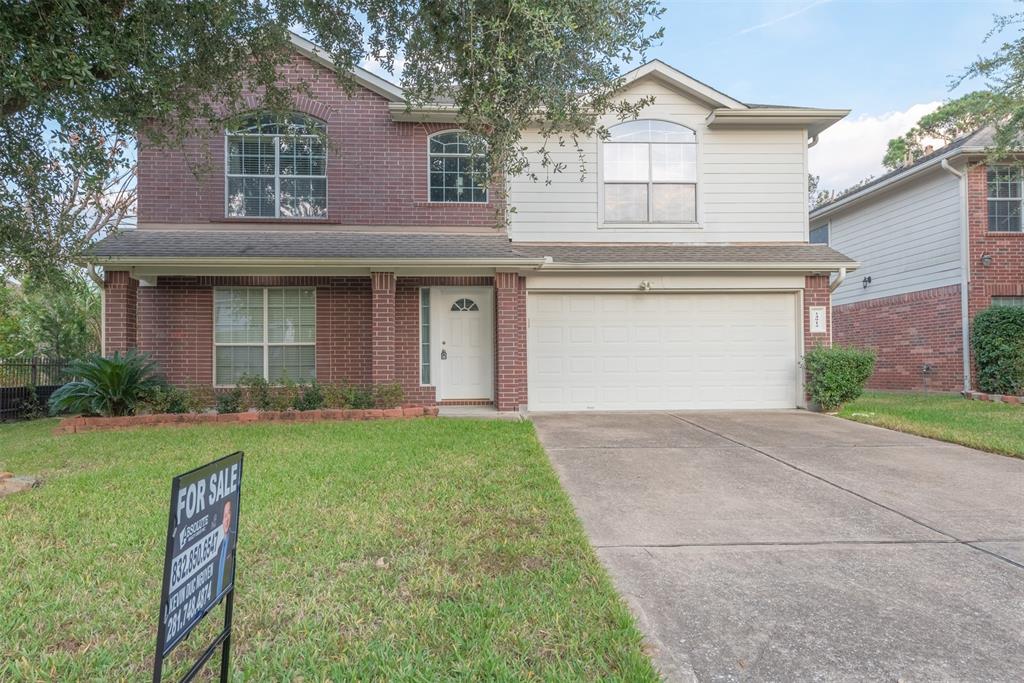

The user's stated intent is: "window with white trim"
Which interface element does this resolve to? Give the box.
[810,223,829,244]
[226,113,327,218]
[420,288,431,384]
[428,131,488,202]
[214,287,316,385]
[603,120,697,224]
[987,166,1024,232]
[992,296,1024,308]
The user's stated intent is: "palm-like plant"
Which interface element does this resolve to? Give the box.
[49,351,167,417]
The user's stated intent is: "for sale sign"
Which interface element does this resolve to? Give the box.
[154,451,243,667]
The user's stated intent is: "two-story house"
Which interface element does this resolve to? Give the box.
[811,127,1024,394]
[87,33,855,412]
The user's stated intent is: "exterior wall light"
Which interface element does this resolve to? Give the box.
[980,253,993,267]
[861,276,872,289]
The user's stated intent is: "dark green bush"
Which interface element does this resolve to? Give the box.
[142,385,192,414]
[216,387,245,414]
[373,382,405,409]
[294,381,325,411]
[343,384,374,409]
[239,374,272,411]
[49,351,167,417]
[804,345,876,412]
[972,306,1024,395]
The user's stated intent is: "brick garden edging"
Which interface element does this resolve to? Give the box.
[55,406,440,434]
[963,391,1022,405]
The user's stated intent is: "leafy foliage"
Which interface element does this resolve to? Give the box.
[804,345,877,412]
[2,1,663,278]
[0,272,100,359]
[293,380,326,411]
[48,352,167,417]
[216,387,246,414]
[882,92,1007,170]
[972,306,1024,395]
[239,374,274,411]
[372,382,405,409]
[142,385,214,414]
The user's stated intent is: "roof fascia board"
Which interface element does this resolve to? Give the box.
[288,32,406,103]
[809,147,988,219]
[707,108,849,137]
[538,261,859,273]
[620,60,747,109]
[388,102,460,123]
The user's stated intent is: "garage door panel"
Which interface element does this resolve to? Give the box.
[528,292,798,411]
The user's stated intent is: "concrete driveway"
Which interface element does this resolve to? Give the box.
[532,411,1024,682]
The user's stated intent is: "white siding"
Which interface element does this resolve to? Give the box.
[827,167,962,306]
[507,77,809,243]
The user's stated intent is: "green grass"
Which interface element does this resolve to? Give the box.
[839,391,1024,457]
[0,418,657,681]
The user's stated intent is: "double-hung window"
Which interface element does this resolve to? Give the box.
[987,166,1024,232]
[603,120,698,224]
[214,287,316,385]
[226,113,327,218]
[428,131,488,202]
[810,223,829,244]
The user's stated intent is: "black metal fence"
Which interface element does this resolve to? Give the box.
[0,357,71,421]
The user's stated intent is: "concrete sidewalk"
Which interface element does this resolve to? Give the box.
[533,410,1024,681]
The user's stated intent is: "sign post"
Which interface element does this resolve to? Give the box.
[153,452,244,683]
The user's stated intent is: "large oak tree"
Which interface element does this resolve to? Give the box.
[1,0,663,278]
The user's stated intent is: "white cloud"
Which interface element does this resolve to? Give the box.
[809,102,944,191]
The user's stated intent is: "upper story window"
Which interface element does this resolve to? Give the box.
[810,223,829,244]
[429,131,488,203]
[226,113,327,219]
[603,120,697,224]
[987,166,1024,232]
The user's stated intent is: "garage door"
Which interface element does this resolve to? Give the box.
[528,292,798,411]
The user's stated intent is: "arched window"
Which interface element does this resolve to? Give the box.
[429,131,488,203]
[450,298,480,311]
[603,120,697,224]
[226,113,327,218]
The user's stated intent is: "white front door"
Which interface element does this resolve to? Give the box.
[432,288,494,400]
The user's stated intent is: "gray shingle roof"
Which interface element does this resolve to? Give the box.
[87,230,857,266]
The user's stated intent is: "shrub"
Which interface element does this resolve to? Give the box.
[373,382,405,409]
[186,385,216,412]
[294,381,325,411]
[240,374,272,411]
[804,344,876,412]
[216,387,245,414]
[343,384,374,409]
[322,382,348,409]
[143,385,192,414]
[972,306,1024,395]
[49,351,167,417]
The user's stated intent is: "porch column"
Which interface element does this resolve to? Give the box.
[104,270,138,354]
[494,272,527,412]
[370,271,396,384]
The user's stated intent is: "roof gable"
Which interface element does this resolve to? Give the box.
[619,60,747,110]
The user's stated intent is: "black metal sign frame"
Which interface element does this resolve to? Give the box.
[153,451,244,683]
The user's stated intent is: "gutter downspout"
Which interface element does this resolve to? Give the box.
[941,158,971,393]
[807,134,819,149]
[828,266,847,293]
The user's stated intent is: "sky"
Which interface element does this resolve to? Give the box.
[359,0,1018,193]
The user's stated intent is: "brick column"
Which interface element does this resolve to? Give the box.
[803,275,831,350]
[495,272,527,412]
[104,270,138,354]
[370,271,396,384]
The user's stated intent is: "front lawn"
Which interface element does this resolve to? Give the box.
[839,391,1024,457]
[0,418,656,681]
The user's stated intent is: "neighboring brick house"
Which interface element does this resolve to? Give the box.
[88,33,856,412]
[811,127,1024,393]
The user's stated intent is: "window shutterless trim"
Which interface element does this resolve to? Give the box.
[426,129,489,204]
[986,165,1024,233]
[224,121,328,219]
[419,287,431,386]
[212,287,316,387]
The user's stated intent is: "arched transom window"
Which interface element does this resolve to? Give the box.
[450,298,480,312]
[429,131,488,203]
[603,120,697,224]
[226,113,327,218]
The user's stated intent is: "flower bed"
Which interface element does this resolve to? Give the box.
[55,406,439,434]
[962,391,1022,405]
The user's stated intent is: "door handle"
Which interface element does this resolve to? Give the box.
[440,349,447,360]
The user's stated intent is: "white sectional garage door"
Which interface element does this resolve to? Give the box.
[528,292,799,411]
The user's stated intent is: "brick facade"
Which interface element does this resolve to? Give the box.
[494,272,528,412]
[803,275,832,350]
[137,53,503,229]
[103,270,138,353]
[833,285,964,392]
[966,165,1024,388]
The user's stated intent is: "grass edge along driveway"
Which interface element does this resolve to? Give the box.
[0,417,658,681]
[839,391,1024,457]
